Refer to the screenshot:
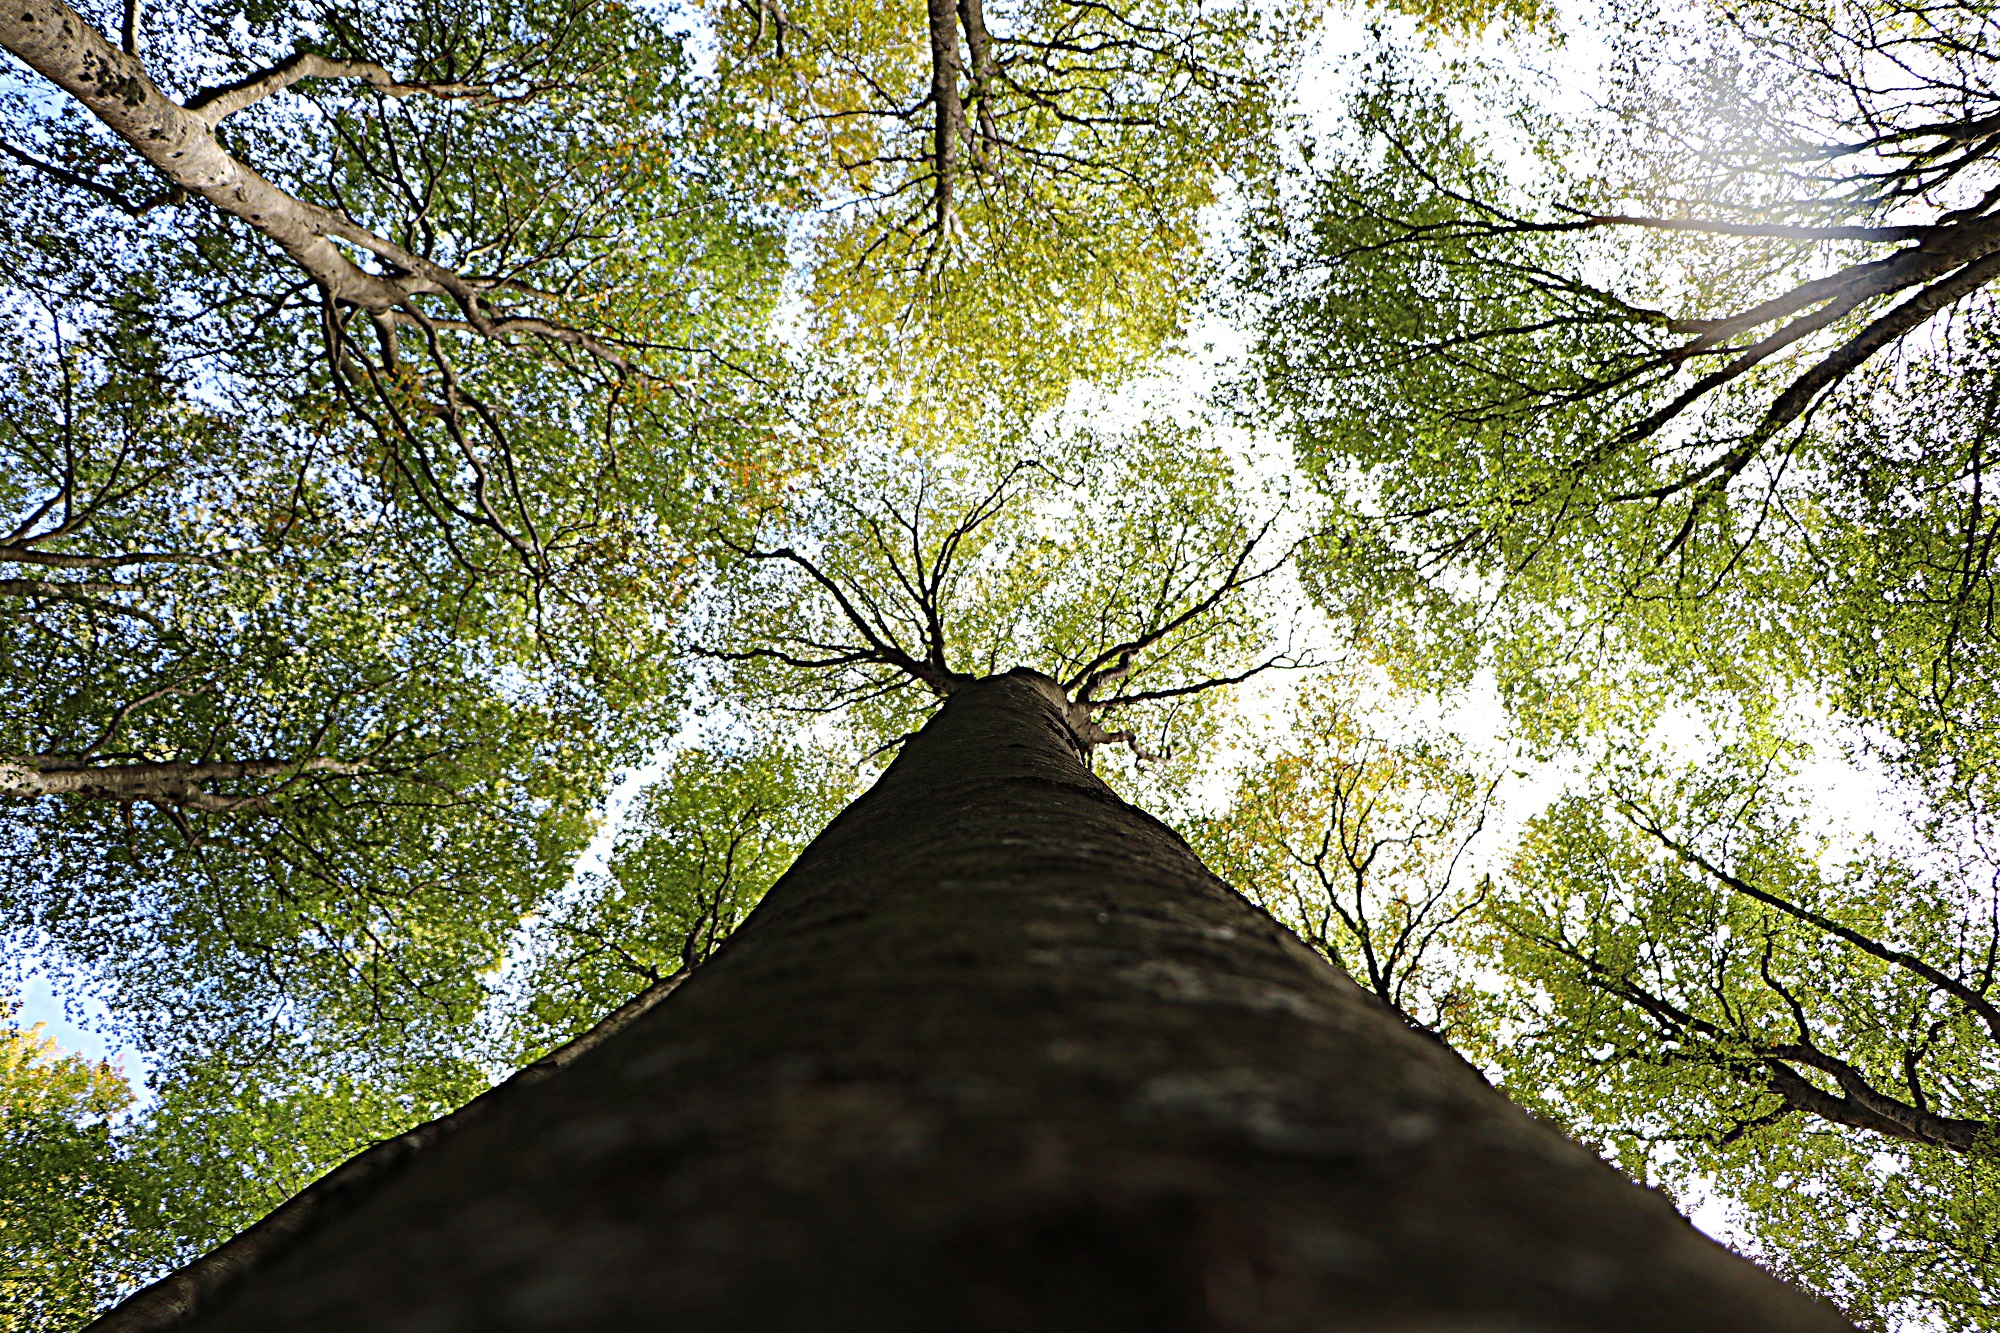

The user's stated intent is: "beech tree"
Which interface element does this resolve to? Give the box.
[75,440,1854,1333]
[0,0,1291,1274]
[0,0,793,1103]
[708,0,1301,401]
[0,0,1919,1327]
[1243,0,2000,790]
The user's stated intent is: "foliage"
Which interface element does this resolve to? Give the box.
[0,1008,135,1332]
[1472,735,2000,1328]
[1369,0,1552,38]
[109,1039,492,1280]
[1231,7,2000,1323]
[700,415,1298,786]
[1185,673,1496,1039]
[706,0,1307,410]
[0,289,628,1080]
[0,0,803,1301]
[21,0,2000,1325]
[0,0,1315,1313]
[1240,5,2000,793]
[501,744,851,1061]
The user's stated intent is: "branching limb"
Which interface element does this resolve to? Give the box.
[1620,801,2000,1042]
[1,0,416,308]
[0,136,180,214]
[0,0,627,385]
[0,542,229,570]
[186,52,494,128]
[713,541,972,696]
[1530,925,1995,1152]
[924,0,967,238]
[1065,519,1287,703]
[0,577,168,630]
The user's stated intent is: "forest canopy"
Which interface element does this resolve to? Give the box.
[3,0,1997,1330]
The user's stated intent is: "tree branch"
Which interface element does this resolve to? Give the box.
[0,0,414,309]
[1622,803,2000,1043]
[186,52,493,128]
[2,755,367,813]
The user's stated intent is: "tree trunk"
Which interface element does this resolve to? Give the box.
[158,670,1850,1332]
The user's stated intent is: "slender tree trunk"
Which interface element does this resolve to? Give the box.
[157,670,1849,1332]
[925,0,965,234]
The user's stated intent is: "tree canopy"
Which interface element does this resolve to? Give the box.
[1235,2,2000,1327]
[0,0,1306,1313]
[9,0,2000,1329]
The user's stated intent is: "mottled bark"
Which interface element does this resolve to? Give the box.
[1,755,363,812]
[926,0,965,234]
[127,670,1849,1332]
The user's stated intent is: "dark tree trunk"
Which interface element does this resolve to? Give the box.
[164,671,1849,1332]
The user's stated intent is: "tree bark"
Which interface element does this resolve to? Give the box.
[140,670,1850,1332]
[925,0,965,234]
[0,0,413,309]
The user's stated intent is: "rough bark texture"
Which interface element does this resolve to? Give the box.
[84,975,689,1333]
[165,670,1851,1332]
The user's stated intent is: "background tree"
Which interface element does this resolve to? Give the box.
[1187,673,1496,1039]
[1232,5,2000,1324]
[0,1008,136,1331]
[1474,734,2000,1329]
[709,0,1306,407]
[699,417,1302,779]
[0,0,798,1300]
[1240,0,2000,796]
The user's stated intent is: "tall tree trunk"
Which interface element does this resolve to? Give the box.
[155,670,1848,1332]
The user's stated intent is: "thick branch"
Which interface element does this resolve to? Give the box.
[1592,213,1927,244]
[925,0,965,234]
[0,577,166,629]
[2,755,366,812]
[0,0,412,308]
[1762,247,2000,433]
[1541,928,1994,1153]
[1760,1055,1993,1154]
[0,135,178,214]
[0,576,141,597]
[0,543,226,570]
[957,0,998,160]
